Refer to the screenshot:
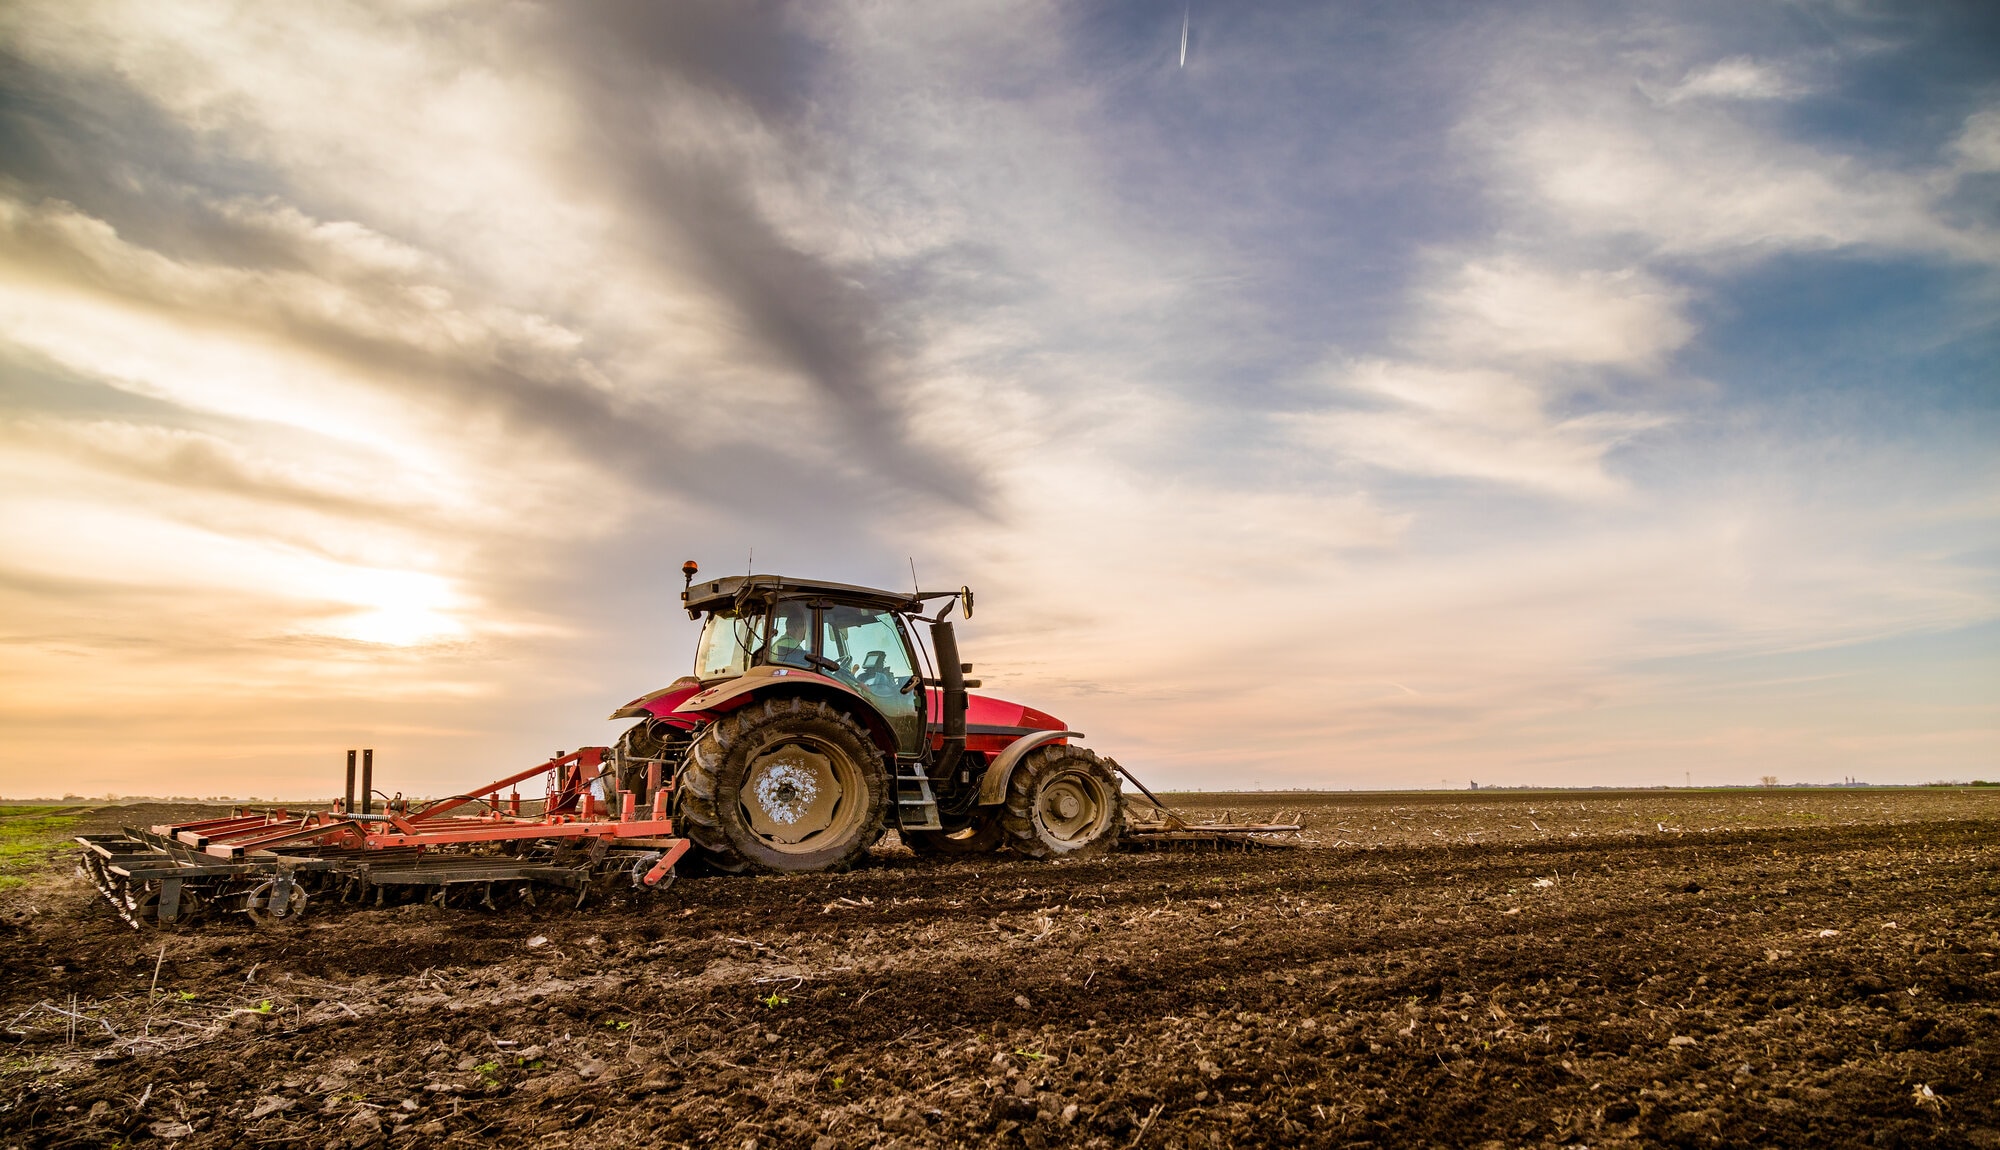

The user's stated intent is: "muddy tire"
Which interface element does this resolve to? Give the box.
[678,697,891,874]
[611,718,690,796]
[904,812,1006,857]
[1000,744,1125,859]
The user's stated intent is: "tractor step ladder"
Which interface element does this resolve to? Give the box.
[893,762,942,831]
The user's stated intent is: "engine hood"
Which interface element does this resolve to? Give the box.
[925,686,1065,735]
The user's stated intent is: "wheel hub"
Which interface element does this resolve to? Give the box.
[1036,771,1110,843]
[742,743,845,847]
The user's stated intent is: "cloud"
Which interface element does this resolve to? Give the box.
[1954,106,2000,172]
[2,416,415,517]
[1414,259,1693,370]
[1657,56,1808,104]
[523,1,990,507]
[0,485,472,646]
[1272,15,1989,506]
[0,194,587,402]
[1276,252,1689,500]
[1468,41,2000,265]
[1290,360,1667,500]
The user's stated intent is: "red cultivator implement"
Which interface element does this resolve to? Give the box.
[77,748,688,928]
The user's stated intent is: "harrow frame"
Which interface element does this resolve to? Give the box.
[77,748,690,928]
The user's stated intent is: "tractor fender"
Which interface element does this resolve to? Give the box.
[608,676,702,720]
[977,729,1083,806]
[673,665,899,757]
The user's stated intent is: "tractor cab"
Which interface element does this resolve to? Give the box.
[685,579,928,755]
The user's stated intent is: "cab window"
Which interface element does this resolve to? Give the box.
[820,605,917,694]
[767,601,816,670]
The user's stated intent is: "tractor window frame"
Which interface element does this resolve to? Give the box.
[693,607,767,680]
[764,599,818,672]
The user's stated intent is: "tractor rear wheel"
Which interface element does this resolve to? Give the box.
[1000,744,1124,859]
[904,812,1005,857]
[678,697,890,874]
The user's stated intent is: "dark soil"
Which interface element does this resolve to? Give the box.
[3,790,1996,1149]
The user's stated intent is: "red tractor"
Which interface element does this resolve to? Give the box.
[604,564,1125,874]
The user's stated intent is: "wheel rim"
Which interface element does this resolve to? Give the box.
[739,737,865,853]
[1034,768,1114,844]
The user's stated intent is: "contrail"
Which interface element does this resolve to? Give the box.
[1179,5,1189,68]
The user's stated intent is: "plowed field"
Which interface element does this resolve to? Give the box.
[3,788,1997,1149]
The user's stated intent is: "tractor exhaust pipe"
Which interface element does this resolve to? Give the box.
[929,621,966,779]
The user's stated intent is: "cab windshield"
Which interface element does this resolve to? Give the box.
[693,610,765,679]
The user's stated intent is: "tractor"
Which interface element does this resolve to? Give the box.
[603,564,1125,874]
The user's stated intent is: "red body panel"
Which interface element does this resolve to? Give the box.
[925,688,1067,754]
[633,681,709,725]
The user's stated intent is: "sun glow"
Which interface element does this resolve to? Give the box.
[317,568,467,647]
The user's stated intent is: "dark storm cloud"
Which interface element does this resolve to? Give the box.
[529,0,985,510]
[0,49,310,273]
[553,0,814,121]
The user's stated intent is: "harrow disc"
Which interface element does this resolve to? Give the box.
[246,879,309,925]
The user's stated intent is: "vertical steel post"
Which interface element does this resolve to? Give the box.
[344,750,357,813]
[360,748,374,815]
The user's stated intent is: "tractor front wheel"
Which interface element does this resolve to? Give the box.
[678,697,890,874]
[1000,744,1124,859]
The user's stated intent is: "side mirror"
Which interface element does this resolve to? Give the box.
[960,586,974,619]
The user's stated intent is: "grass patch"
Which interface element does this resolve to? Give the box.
[0,810,85,880]
[0,805,78,818]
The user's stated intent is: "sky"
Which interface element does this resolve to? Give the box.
[0,0,1994,798]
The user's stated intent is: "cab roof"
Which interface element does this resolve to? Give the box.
[682,573,923,616]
